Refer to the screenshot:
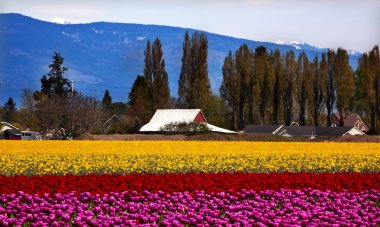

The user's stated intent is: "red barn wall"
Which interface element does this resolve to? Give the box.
[193,112,206,123]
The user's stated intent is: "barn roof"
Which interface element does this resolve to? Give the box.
[332,113,369,131]
[140,109,236,133]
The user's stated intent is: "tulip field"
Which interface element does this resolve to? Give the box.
[0,141,379,226]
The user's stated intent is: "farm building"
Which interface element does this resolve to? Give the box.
[140,109,236,133]
[331,113,369,132]
[1,122,20,140]
[1,121,19,132]
[275,126,365,138]
[3,129,22,140]
[1,122,42,140]
[242,125,284,135]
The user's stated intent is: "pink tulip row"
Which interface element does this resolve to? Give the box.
[1,189,379,226]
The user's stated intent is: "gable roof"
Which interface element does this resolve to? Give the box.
[332,113,369,131]
[103,114,122,126]
[242,125,283,134]
[1,121,19,132]
[275,126,364,137]
[140,109,236,133]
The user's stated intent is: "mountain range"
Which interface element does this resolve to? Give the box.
[0,13,362,105]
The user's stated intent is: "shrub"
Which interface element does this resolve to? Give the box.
[159,121,210,134]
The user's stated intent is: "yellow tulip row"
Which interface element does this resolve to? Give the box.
[0,141,379,176]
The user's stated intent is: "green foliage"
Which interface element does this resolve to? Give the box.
[178,32,211,110]
[295,52,311,126]
[2,97,16,122]
[36,52,70,98]
[356,45,380,134]
[308,55,326,126]
[204,95,231,130]
[254,46,275,125]
[272,50,283,125]
[220,51,240,131]
[128,38,170,127]
[103,117,142,134]
[282,50,296,125]
[178,32,191,108]
[151,38,170,110]
[159,121,211,134]
[128,75,150,123]
[334,48,355,126]
[220,44,364,129]
[102,89,112,109]
[135,38,170,123]
[325,49,336,126]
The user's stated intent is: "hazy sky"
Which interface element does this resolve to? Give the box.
[1,0,379,52]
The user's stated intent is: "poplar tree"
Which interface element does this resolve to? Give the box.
[143,40,153,115]
[141,38,170,117]
[178,32,191,108]
[296,52,310,126]
[151,38,170,110]
[335,48,354,126]
[220,51,240,131]
[253,46,274,125]
[190,32,211,109]
[325,49,336,127]
[272,50,283,124]
[178,32,211,110]
[282,51,296,125]
[308,55,326,126]
[356,45,380,133]
[235,44,253,128]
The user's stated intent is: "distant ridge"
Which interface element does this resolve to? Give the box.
[0,13,361,105]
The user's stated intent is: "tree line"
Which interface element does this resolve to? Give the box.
[1,32,379,136]
[220,45,380,133]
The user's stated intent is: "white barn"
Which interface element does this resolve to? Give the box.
[140,109,236,134]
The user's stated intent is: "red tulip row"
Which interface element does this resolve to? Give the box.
[1,172,379,195]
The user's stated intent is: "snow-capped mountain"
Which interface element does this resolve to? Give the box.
[49,16,71,25]
[0,13,361,105]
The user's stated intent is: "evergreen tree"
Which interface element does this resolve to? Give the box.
[335,48,354,126]
[295,52,310,126]
[127,75,150,122]
[325,49,336,127]
[3,97,16,122]
[282,51,296,125]
[39,52,70,97]
[128,76,147,106]
[102,89,112,109]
